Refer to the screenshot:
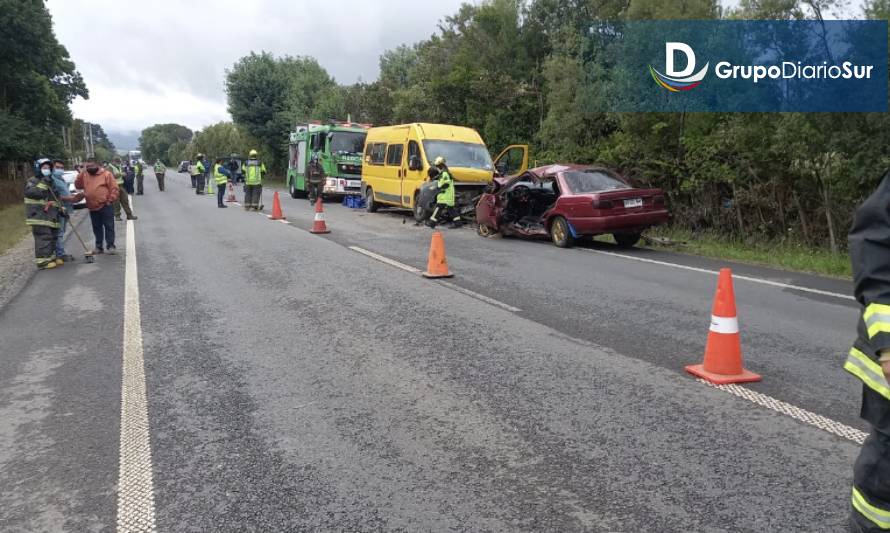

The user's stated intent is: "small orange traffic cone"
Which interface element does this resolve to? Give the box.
[269,191,286,220]
[310,197,330,234]
[225,182,237,203]
[686,268,761,385]
[423,231,453,279]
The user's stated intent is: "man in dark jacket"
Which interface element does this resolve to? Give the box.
[24,159,62,269]
[847,171,890,532]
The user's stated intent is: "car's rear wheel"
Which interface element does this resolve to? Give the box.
[614,232,642,248]
[477,224,497,237]
[550,217,575,248]
[365,187,378,213]
[413,192,430,222]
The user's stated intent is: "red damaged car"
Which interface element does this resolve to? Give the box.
[475,164,669,248]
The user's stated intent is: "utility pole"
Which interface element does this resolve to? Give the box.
[88,122,94,158]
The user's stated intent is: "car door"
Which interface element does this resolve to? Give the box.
[492,145,529,177]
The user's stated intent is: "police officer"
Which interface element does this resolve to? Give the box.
[428,156,460,228]
[847,172,890,532]
[109,157,137,221]
[135,160,145,195]
[307,152,325,203]
[24,159,62,270]
[242,149,266,211]
[153,159,166,191]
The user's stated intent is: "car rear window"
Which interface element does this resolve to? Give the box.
[563,170,628,194]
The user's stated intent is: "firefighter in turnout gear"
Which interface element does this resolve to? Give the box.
[243,149,266,211]
[428,156,460,228]
[847,172,890,532]
[194,154,207,194]
[307,152,324,203]
[25,159,62,269]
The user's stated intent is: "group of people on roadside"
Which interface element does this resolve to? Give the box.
[189,150,266,210]
[25,156,143,270]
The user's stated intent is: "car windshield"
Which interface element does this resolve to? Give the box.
[563,170,628,193]
[330,132,366,155]
[422,140,493,171]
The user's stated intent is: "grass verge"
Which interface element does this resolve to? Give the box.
[637,227,852,279]
[0,203,28,256]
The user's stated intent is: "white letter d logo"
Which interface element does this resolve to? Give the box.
[666,42,696,77]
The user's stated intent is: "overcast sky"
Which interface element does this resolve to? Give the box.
[46,0,468,137]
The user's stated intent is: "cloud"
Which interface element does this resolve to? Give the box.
[46,0,468,133]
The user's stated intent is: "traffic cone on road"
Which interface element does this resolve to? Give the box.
[207,178,215,195]
[310,197,330,234]
[268,191,286,220]
[423,231,453,279]
[686,268,761,384]
[225,182,237,203]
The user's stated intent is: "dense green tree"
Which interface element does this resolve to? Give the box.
[139,123,193,165]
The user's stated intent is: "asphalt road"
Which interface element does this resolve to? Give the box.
[0,171,865,531]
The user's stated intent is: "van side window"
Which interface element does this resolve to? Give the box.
[369,143,387,165]
[385,144,404,166]
[407,141,421,164]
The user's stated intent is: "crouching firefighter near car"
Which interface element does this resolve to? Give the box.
[847,171,890,532]
[24,158,62,270]
[428,157,461,228]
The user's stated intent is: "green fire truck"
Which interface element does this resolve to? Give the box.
[286,121,371,199]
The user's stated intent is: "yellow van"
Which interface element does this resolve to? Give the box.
[360,122,528,221]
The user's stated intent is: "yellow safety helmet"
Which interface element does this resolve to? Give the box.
[249,149,258,158]
[434,156,446,167]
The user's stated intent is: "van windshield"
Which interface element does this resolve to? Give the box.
[330,132,367,155]
[422,140,493,171]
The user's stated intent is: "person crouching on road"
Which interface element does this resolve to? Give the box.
[109,157,137,221]
[213,158,232,208]
[242,149,266,211]
[193,154,207,194]
[24,159,63,270]
[75,157,120,255]
[427,157,460,229]
[50,158,81,263]
[153,159,166,191]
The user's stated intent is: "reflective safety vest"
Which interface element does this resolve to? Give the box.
[108,164,123,185]
[436,169,455,207]
[193,160,205,176]
[213,164,228,185]
[23,176,60,229]
[244,159,265,185]
[154,163,165,174]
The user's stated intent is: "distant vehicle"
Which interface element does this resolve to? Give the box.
[287,121,370,200]
[62,170,87,210]
[361,122,528,222]
[475,165,669,248]
[128,150,142,165]
[178,160,190,173]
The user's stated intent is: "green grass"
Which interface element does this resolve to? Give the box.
[633,227,852,279]
[0,203,28,256]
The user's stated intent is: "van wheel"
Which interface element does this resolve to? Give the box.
[550,217,575,248]
[413,192,430,222]
[365,187,378,213]
[614,233,641,248]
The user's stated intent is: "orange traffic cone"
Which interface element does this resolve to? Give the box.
[310,197,330,234]
[686,268,761,385]
[423,231,453,279]
[268,191,286,220]
[225,182,237,203]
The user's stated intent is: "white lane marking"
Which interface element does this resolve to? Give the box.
[698,379,867,444]
[348,246,522,312]
[232,202,241,207]
[117,213,157,531]
[583,248,854,301]
[266,216,291,225]
[436,280,522,313]
[349,246,421,273]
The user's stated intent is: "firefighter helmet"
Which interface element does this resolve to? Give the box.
[434,156,446,167]
[249,149,258,158]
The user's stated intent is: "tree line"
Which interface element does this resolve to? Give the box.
[193,0,888,253]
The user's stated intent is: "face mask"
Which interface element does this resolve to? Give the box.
[52,168,64,178]
[41,168,51,177]
[86,165,99,175]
